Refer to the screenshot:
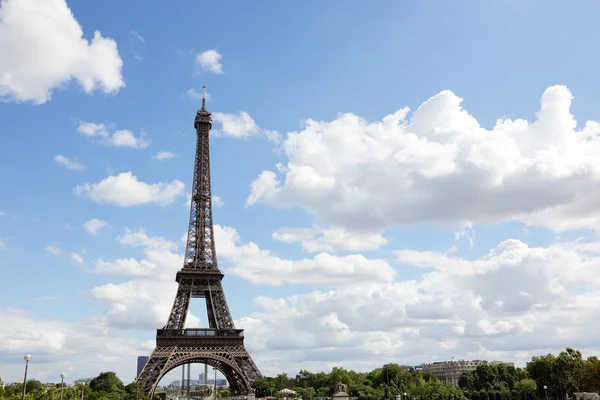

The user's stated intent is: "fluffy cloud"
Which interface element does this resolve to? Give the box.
[212,112,259,137]
[0,0,124,104]
[273,226,388,252]
[0,308,152,382]
[212,111,280,142]
[153,151,175,161]
[54,154,85,170]
[248,86,600,234]
[74,172,185,207]
[88,229,196,330]
[239,237,600,370]
[87,224,396,334]
[77,122,149,149]
[82,218,108,235]
[93,228,181,281]
[45,245,62,256]
[196,49,223,74]
[215,225,396,286]
[28,218,598,378]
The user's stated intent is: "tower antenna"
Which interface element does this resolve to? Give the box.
[202,85,207,110]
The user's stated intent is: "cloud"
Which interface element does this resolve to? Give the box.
[186,88,210,102]
[74,172,185,207]
[88,229,202,330]
[212,112,258,137]
[454,222,475,248]
[0,239,5,249]
[247,85,600,234]
[153,151,175,161]
[212,111,280,142]
[214,225,396,287]
[45,245,62,256]
[0,0,124,104]
[92,228,181,281]
[212,195,224,207]
[71,252,84,265]
[273,226,388,252]
[0,308,153,382]
[87,224,396,335]
[77,122,149,149]
[196,49,223,74]
[237,237,600,369]
[81,223,600,374]
[130,30,144,43]
[82,219,108,235]
[129,30,144,61]
[54,154,85,170]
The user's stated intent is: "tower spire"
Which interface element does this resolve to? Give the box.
[202,85,207,110]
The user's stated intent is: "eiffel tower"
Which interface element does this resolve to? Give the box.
[137,87,262,398]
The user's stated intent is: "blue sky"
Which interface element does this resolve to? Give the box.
[1,0,600,386]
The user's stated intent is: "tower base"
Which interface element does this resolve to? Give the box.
[138,329,261,398]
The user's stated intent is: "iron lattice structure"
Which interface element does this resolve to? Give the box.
[137,89,262,397]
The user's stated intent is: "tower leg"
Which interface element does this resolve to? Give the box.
[138,344,260,398]
[187,363,191,399]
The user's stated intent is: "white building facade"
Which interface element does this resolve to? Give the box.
[421,360,515,387]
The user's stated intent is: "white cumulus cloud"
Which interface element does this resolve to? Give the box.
[214,225,396,287]
[237,237,600,369]
[82,218,108,235]
[74,172,185,207]
[0,308,151,382]
[247,85,600,234]
[0,0,124,104]
[273,226,388,252]
[196,49,223,74]
[77,122,149,149]
[79,222,600,373]
[212,111,280,142]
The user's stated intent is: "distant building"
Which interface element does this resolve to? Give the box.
[421,360,513,387]
[137,356,149,378]
[489,361,515,368]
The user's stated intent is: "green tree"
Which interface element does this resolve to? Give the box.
[459,372,476,391]
[580,356,600,392]
[515,378,537,400]
[89,372,125,393]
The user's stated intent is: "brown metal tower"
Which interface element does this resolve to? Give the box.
[137,87,262,398]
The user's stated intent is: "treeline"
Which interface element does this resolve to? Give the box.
[252,348,600,400]
[0,372,148,400]
[459,348,600,400]
[253,364,465,400]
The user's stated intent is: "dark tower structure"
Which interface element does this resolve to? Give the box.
[137,87,262,398]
